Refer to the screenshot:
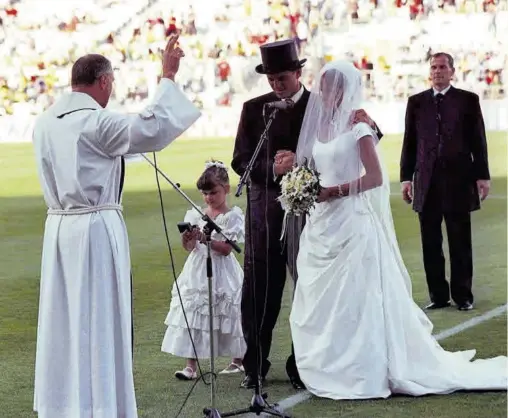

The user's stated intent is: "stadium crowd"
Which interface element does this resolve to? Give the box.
[0,0,506,116]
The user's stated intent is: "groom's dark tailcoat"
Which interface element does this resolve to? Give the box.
[400,86,490,306]
[231,88,310,381]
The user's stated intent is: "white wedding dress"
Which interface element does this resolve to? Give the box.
[289,122,507,400]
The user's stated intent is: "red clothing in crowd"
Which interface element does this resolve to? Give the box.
[217,61,231,82]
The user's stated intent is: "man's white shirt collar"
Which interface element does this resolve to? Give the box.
[290,85,305,104]
[433,85,451,96]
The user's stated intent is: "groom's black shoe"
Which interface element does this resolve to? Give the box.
[289,375,306,390]
[286,353,306,390]
[425,301,451,310]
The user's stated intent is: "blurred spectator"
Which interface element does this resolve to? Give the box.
[0,0,505,117]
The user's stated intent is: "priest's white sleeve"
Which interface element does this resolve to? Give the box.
[95,78,201,157]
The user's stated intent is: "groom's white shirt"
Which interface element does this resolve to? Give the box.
[291,84,305,104]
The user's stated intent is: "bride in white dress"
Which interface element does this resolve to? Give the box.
[289,60,507,400]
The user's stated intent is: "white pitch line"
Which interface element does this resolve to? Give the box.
[272,391,312,413]
[388,193,507,200]
[433,304,507,340]
[250,303,508,417]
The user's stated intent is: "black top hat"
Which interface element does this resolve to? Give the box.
[255,39,307,75]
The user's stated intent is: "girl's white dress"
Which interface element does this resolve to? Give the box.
[161,206,246,359]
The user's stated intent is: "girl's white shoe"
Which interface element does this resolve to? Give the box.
[219,363,244,375]
[175,366,198,380]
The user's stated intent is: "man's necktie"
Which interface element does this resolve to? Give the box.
[435,93,444,119]
[284,98,295,112]
[435,93,444,157]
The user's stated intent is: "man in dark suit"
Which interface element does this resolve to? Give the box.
[400,52,491,312]
[231,39,382,390]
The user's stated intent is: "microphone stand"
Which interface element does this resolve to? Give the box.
[140,154,241,418]
[214,106,291,418]
[235,107,276,198]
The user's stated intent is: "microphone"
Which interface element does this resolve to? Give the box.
[265,99,295,110]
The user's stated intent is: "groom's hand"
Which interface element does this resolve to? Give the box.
[274,150,295,176]
[352,109,375,130]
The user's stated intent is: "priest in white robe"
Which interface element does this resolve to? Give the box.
[32,35,201,418]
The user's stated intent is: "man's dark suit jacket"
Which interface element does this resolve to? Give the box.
[400,86,490,213]
[231,89,311,193]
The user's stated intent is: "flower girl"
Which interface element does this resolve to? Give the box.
[161,160,246,379]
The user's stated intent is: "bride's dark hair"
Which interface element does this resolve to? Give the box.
[196,159,229,191]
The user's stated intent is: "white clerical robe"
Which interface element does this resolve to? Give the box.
[32,78,201,418]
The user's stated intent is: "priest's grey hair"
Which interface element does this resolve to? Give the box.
[71,54,113,87]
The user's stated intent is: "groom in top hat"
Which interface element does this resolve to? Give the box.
[231,39,383,390]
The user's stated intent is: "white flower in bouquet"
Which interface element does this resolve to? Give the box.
[278,159,322,216]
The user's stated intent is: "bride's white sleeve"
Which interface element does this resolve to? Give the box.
[347,121,382,196]
[352,122,376,142]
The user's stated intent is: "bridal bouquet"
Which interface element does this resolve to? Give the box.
[278,160,322,216]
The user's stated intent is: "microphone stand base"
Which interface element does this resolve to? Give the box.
[207,393,291,418]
